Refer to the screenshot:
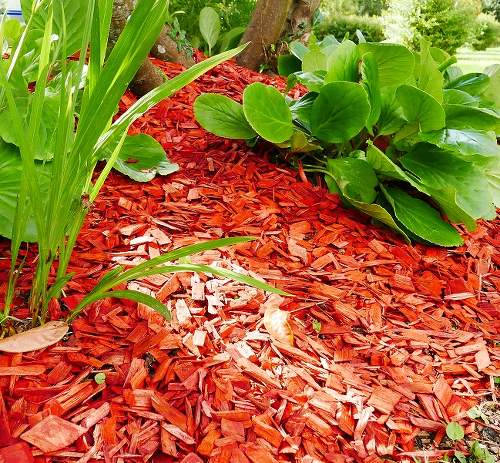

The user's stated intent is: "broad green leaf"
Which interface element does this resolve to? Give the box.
[482,64,499,108]
[346,197,410,242]
[302,49,327,73]
[21,0,87,57]
[194,93,257,139]
[289,92,318,131]
[396,85,445,132]
[471,156,500,208]
[443,89,479,106]
[415,39,443,102]
[429,47,450,64]
[381,185,463,246]
[366,143,410,182]
[0,141,50,241]
[199,7,220,53]
[326,157,378,204]
[401,144,495,220]
[445,72,490,96]
[446,422,465,441]
[444,104,500,131]
[378,90,406,135]
[290,41,309,60]
[290,71,325,92]
[358,43,414,87]
[311,82,370,143]
[278,54,301,77]
[325,40,359,83]
[361,52,381,133]
[243,82,293,144]
[420,129,499,158]
[3,19,23,46]
[108,134,179,183]
[218,26,245,53]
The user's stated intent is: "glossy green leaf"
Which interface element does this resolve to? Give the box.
[326,157,378,204]
[194,93,257,139]
[243,82,293,144]
[199,7,220,53]
[358,43,415,87]
[325,40,359,82]
[311,82,370,143]
[401,144,495,220]
[378,91,406,135]
[482,64,499,108]
[445,72,490,96]
[277,54,301,77]
[420,129,499,158]
[107,134,179,182]
[444,104,500,131]
[381,185,463,246]
[346,197,410,242]
[443,89,479,106]
[366,143,410,182]
[396,85,445,132]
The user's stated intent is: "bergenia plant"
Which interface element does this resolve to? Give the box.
[0,0,285,331]
[194,34,500,246]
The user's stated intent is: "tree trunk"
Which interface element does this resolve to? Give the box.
[236,0,320,71]
[110,0,194,97]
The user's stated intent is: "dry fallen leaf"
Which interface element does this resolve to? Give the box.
[262,295,293,346]
[0,321,69,353]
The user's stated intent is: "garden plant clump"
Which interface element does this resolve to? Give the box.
[194,34,500,247]
[0,0,282,332]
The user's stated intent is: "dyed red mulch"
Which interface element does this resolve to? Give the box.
[0,58,499,463]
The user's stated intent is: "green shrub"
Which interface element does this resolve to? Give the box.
[384,0,481,54]
[320,0,388,16]
[315,15,386,42]
[472,12,500,49]
[170,0,256,39]
[194,38,500,247]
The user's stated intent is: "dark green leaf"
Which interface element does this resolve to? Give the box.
[218,27,245,53]
[361,52,381,132]
[311,82,370,143]
[243,82,293,144]
[194,93,257,139]
[278,54,302,77]
[401,144,495,220]
[381,186,463,246]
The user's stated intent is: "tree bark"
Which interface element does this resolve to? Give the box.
[236,0,320,71]
[110,0,194,96]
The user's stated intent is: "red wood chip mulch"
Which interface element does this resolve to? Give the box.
[0,58,499,463]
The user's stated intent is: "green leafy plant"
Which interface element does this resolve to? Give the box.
[314,14,386,43]
[471,13,500,50]
[446,421,495,463]
[197,6,245,56]
[194,36,500,246]
[0,0,284,330]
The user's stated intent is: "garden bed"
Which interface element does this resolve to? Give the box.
[0,58,498,463]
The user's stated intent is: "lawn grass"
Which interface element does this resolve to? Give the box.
[456,46,500,73]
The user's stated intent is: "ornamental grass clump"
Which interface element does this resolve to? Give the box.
[0,0,284,333]
[194,34,500,247]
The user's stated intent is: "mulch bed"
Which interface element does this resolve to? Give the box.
[0,57,499,463]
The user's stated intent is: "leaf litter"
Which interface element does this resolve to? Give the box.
[0,56,498,462]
